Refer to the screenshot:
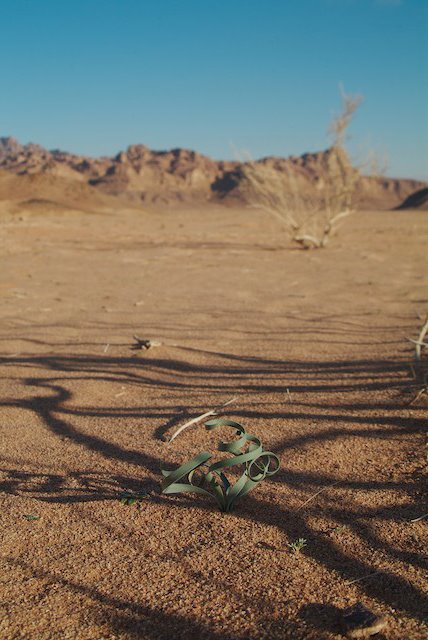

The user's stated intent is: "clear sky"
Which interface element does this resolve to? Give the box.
[0,0,427,179]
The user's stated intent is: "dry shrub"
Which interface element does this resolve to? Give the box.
[242,91,363,249]
[409,314,428,405]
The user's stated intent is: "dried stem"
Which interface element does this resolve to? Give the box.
[241,90,362,249]
[415,315,428,361]
[168,397,238,443]
[410,512,428,523]
[296,480,342,511]
[344,571,380,586]
[408,314,428,403]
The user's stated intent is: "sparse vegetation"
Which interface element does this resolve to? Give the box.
[161,418,280,512]
[288,538,307,553]
[119,491,148,505]
[241,89,363,249]
[332,525,348,535]
[408,314,428,404]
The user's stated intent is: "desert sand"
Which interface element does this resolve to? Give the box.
[0,200,427,639]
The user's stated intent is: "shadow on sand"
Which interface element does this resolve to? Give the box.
[1,342,426,637]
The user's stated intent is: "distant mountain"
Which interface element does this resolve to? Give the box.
[397,186,428,210]
[89,145,238,204]
[0,168,135,216]
[0,136,425,209]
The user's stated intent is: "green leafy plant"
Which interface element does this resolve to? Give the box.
[332,525,347,535]
[23,514,40,521]
[288,538,307,553]
[161,418,280,513]
[119,490,148,505]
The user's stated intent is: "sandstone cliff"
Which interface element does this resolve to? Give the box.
[0,136,424,210]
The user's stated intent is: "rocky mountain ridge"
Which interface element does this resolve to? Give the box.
[0,136,424,209]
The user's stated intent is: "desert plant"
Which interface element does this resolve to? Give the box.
[408,314,428,404]
[119,490,148,505]
[288,538,307,553]
[241,90,363,249]
[161,418,280,512]
[332,525,348,535]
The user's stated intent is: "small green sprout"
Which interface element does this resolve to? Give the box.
[288,538,307,553]
[23,514,40,521]
[332,525,347,534]
[119,491,148,505]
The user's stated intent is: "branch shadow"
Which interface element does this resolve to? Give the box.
[0,346,426,635]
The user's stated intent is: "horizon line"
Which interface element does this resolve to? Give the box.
[1,134,426,183]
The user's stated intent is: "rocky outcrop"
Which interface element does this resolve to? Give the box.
[396,186,428,210]
[89,145,237,204]
[357,176,426,209]
[0,137,109,182]
[0,136,425,209]
[0,167,133,215]
[212,149,426,210]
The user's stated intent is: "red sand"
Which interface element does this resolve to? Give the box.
[0,204,427,639]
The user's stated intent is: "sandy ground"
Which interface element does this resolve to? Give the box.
[0,203,427,640]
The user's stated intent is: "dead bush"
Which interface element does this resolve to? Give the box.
[242,90,363,249]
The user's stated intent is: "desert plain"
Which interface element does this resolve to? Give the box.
[0,182,427,639]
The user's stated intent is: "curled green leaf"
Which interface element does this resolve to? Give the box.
[161,418,280,512]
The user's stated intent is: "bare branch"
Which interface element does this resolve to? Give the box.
[241,90,362,249]
[168,397,238,443]
[415,315,428,361]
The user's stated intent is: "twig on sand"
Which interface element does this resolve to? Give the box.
[410,512,428,523]
[103,344,110,353]
[168,397,238,443]
[344,572,381,586]
[408,386,427,405]
[132,336,162,350]
[296,480,342,511]
[408,338,428,350]
[415,315,428,361]
[407,315,428,404]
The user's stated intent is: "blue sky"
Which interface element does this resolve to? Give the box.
[0,0,427,179]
